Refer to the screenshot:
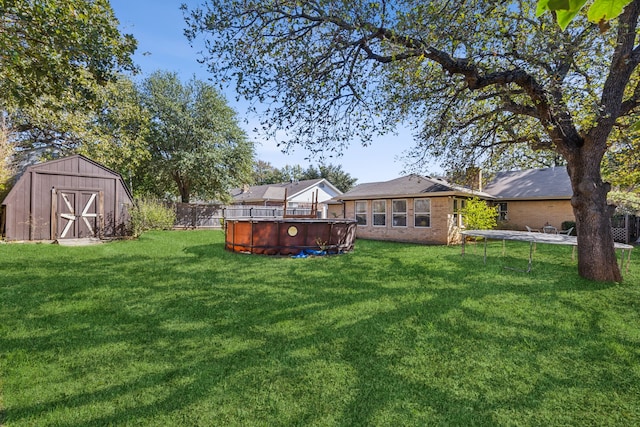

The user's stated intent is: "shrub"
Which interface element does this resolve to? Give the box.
[129,198,176,237]
[461,197,498,230]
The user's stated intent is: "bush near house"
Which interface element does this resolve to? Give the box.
[461,197,498,230]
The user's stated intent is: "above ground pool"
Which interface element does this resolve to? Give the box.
[224,218,357,255]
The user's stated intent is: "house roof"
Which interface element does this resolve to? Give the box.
[483,166,572,200]
[337,174,494,200]
[230,178,341,203]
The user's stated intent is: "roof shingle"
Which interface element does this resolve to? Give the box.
[483,166,572,199]
[338,174,493,199]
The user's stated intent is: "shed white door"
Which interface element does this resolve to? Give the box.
[56,190,102,239]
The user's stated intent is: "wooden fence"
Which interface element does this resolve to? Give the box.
[172,203,224,229]
[171,203,316,229]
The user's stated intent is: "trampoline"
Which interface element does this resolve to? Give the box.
[461,229,633,273]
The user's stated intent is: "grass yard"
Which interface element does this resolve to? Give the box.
[1,230,639,426]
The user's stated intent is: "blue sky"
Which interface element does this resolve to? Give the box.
[109,0,440,183]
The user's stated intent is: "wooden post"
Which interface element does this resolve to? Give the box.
[283,188,288,217]
[51,188,57,240]
[98,191,104,238]
[625,214,630,244]
[314,189,319,217]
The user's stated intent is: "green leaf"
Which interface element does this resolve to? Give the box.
[549,0,572,10]
[536,0,588,30]
[538,0,632,29]
[555,0,589,30]
[536,0,552,16]
[587,0,633,23]
[628,120,640,133]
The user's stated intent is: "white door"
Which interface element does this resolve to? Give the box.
[57,190,100,239]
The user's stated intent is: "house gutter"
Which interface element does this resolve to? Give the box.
[338,191,496,200]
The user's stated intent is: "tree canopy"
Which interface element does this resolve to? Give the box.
[0,115,13,199]
[299,164,358,193]
[183,1,623,171]
[252,161,357,192]
[252,161,303,186]
[140,71,255,203]
[184,0,640,281]
[5,75,150,184]
[0,0,137,107]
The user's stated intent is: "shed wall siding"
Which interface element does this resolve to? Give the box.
[2,156,132,241]
[4,172,31,240]
[31,171,52,240]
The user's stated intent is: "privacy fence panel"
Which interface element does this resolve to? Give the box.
[172,203,225,229]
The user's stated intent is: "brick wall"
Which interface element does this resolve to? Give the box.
[330,197,576,243]
[502,199,574,231]
[337,197,459,245]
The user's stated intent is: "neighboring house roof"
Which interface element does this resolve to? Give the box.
[337,174,494,200]
[230,178,341,203]
[483,166,572,200]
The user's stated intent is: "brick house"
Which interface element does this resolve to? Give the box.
[327,174,493,245]
[328,167,575,245]
[483,166,574,231]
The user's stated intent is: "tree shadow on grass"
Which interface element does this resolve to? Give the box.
[1,234,639,425]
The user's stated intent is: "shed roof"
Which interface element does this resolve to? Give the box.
[2,154,133,206]
[483,166,572,200]
[27,154,120,175]
[337,174,494,200]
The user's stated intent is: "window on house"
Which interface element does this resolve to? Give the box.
[497,202,508,221]
[392,199,407,227]
[355,201,367,225]
[372,200,386,226]
[414,198,431,227]
[453,198,466,228]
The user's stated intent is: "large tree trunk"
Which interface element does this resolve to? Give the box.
[173,171,190,203]
[179,185,190,203]
[566,148,621,282]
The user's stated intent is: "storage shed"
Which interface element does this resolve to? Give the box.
[1,155,133,241]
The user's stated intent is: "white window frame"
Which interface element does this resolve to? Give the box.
[414,198,431,228]
[497,202,508,221]
[372,200,387,227]
[453,198,467,228]
[392,199,407,227]
[355,201,367,226]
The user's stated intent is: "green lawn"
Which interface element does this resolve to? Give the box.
[1,230,639,426]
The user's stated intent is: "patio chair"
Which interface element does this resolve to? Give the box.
[559,227,574,236]
[542,225,558,234]
[525,226,539,232]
